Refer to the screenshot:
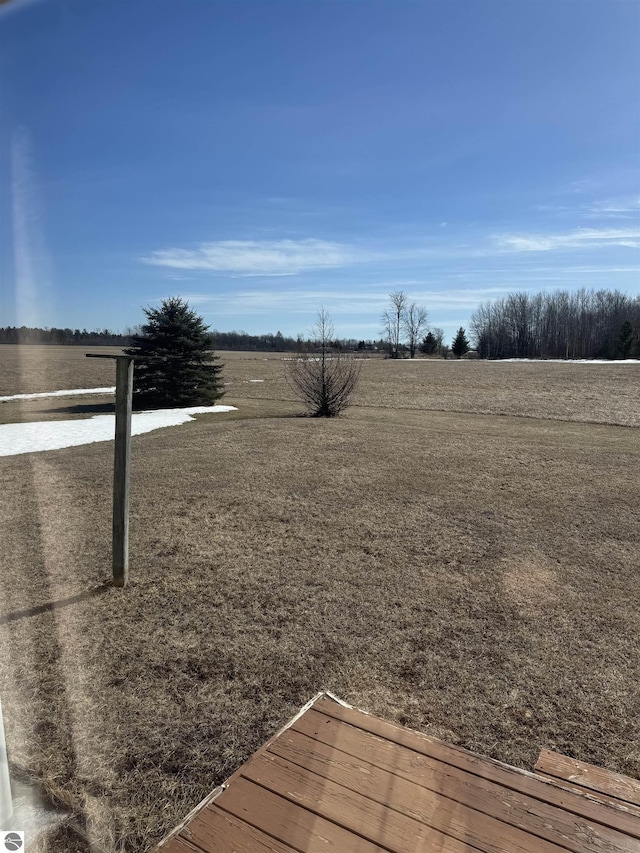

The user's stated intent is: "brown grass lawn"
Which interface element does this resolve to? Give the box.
[0,347,639,851]
[2,345,640,426]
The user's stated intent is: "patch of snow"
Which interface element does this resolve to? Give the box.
[0,405,237,457]
[248,379,264,382]
[0,387,116,403]
[492,359,640,364]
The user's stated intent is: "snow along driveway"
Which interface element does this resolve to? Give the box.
[0,405,237,457]
[0,387,116,402]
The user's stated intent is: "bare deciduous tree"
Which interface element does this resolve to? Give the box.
[404,302,429,358]
[471,288,640,359]
[431,326,445,356]
[286,308,362,417]
[381,290,409,357]
[381,292,429,358]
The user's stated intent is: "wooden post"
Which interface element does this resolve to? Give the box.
[86,353,135,587]
[113,357,134,586]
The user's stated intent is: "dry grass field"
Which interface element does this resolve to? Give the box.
[0,345,639,851]
[3,345,639,426]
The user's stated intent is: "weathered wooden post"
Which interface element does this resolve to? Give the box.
[86,354,134,587]
[112,356,134,586]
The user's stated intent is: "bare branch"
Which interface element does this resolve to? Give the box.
[403,302,429,358]
[380,291,409,357]
[286,308,362,416]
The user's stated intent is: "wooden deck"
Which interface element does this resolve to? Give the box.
[152,692,640,852]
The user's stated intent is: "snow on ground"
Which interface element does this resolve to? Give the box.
[0,387,116,403]
[491,358,640,364]
[0,405,237,457]
[396,358,640,364]
[248,379,265,382]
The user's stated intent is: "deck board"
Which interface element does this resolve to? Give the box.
[180,805,299,853]
[159,837,205,853]
[310,698,640,839]
[152,693,640,852]
[273,725,636,853]
[247,749,571,853]
[244,750,504,853]
[533,769,640,818]
[215,777,386,852]
[536,748,640,808]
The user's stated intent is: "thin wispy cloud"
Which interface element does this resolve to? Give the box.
[143,225,640,282]
[140,221,639,339]
[493,227,640,253]
[583,198,640,220]
[179,285,539,317]
[569,179,598,194]
[141,239,373,276]
[532,196,640,222]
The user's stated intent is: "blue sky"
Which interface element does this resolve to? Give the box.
[1,0,638,343]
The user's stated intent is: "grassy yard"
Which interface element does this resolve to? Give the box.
[0,346,639,851]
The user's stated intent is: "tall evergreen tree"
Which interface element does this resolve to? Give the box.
[125,297,224,408]
[420,331,438,355]
[451,327,470,358]
[617,320,635,359]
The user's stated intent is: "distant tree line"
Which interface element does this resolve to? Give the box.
[0,323,387,353]
[470,289,640,360]
[210,329,384,353]
[5,286,638,359]
[0,325,133,345]
[210,329,296,351]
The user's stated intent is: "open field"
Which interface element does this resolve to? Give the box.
[2,344,640,426]
[0,346,639,851]
[0,346,127,397]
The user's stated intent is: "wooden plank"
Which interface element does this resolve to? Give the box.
[151,697,640,853]
[151,787,227,852]
[295,717,640,838]
[276,725,640,852]
[536,749,640,808]
[181,804,299,853]
[243,750,565,853]
[312,698,640,839]
[214,777,389,852]
[534,770,640,817]
[156,836,206,853]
